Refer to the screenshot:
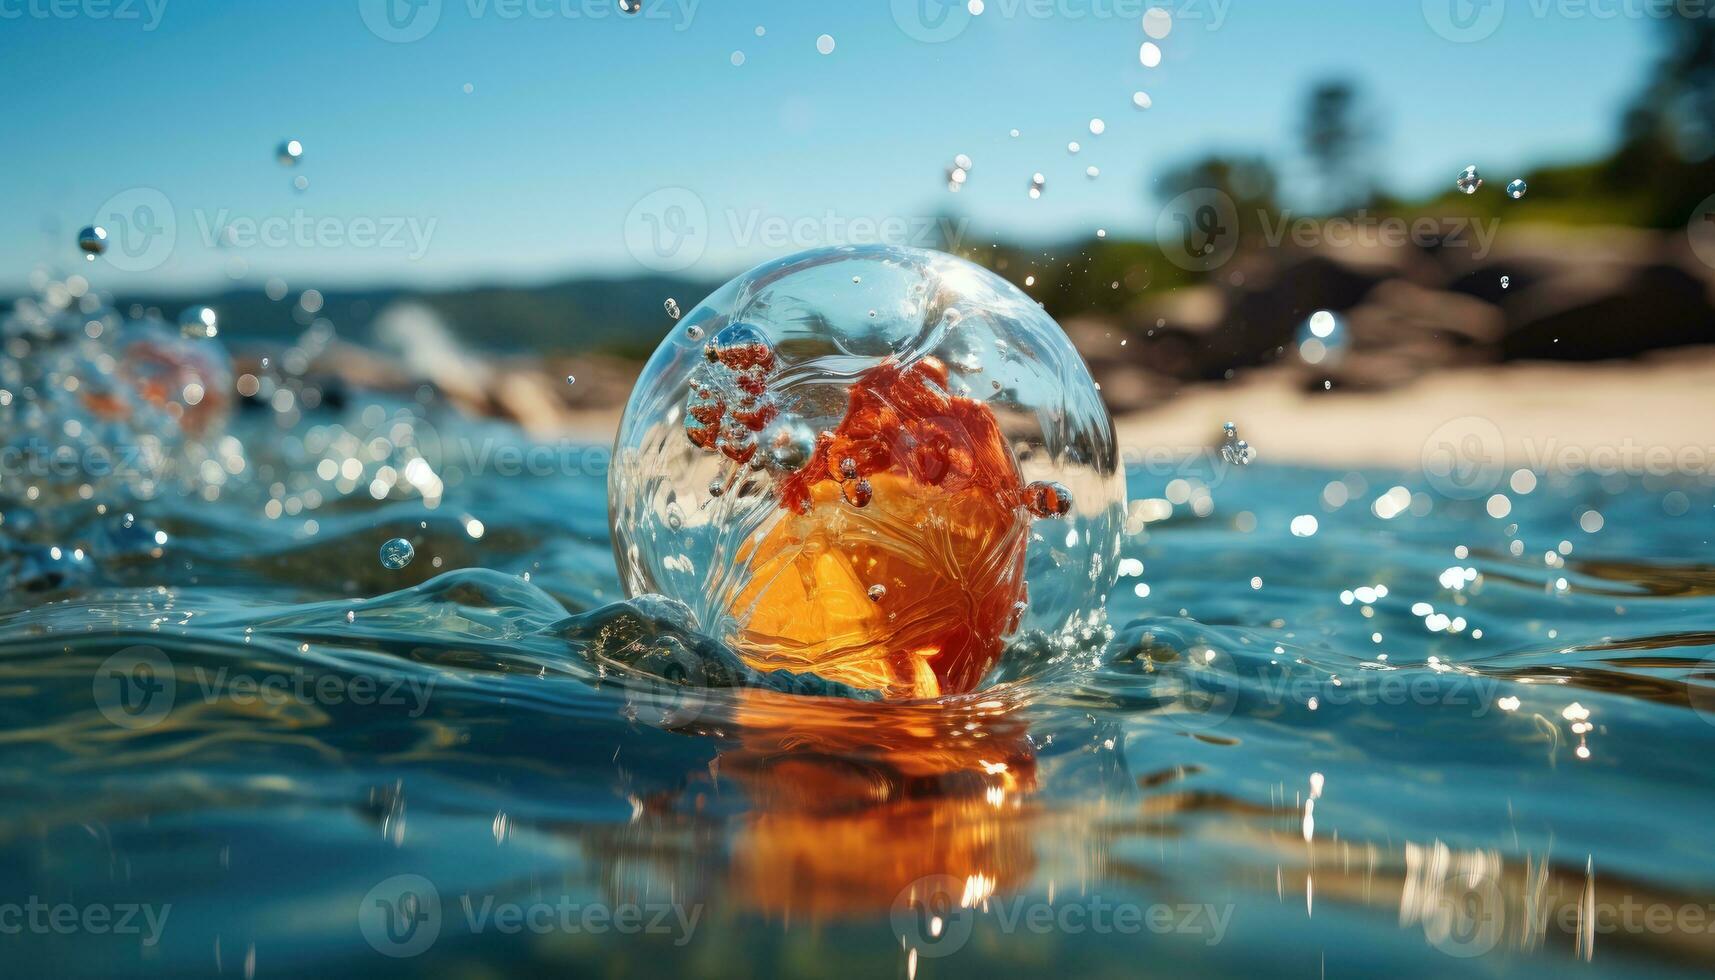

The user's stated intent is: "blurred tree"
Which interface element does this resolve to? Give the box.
[1301,79,1376,215]
[1155,153,1282,247]
[1605,11,1715,226]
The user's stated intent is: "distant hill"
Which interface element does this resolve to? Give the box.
[46,273,724,358]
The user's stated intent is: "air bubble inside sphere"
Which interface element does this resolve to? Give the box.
[610,246,1126,700]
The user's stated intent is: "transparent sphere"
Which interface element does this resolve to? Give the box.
[118,318,234,437]
[610,245,1126,699]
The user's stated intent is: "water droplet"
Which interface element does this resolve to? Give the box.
[754,25,765,36]
[1024,481,1072,518]
[1139,42,1162,68]
[277,139,304,166]
[1506,178,1528,199]
[346,610,356,623]
[815,33,835,55]
[1089,118,1105,135]
[566,374,577,385]
[1455,165,1482,195]
[1500,275,1510,289]
[178,306,219,339]
[1028,173,1046,199]
[708,479,725,497]
[1009,128,1020,138]
[838,457,858,480]
[293,175,310,192]
[1132,91,1153,110]
[843,478,873,507]
[730,50,745,67]
[1220,421,1257,465]
[379,538,415,570]
[686,324,704,341]
[1142,7,1173,38]
[867,584,887,602]
[1086,166,1100,179]
[618,0,640,11]
[1067,141,1081,154]
[77,225,108,256]
[665,297,681,319]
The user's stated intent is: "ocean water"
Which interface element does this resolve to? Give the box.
[3,404,1715,979]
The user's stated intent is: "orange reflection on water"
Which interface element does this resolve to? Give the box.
[712,687,1037,919]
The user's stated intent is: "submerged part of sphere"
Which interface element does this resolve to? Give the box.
[610,245,1125,699]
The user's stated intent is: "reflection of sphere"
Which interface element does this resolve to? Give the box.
[118,320,233,437]
[611,246,1125,699]
[1295,309,1349,368]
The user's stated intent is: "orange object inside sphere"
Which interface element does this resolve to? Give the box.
[727,357,1030,699]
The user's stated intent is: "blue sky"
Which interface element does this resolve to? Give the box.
[0,0,1659,292]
